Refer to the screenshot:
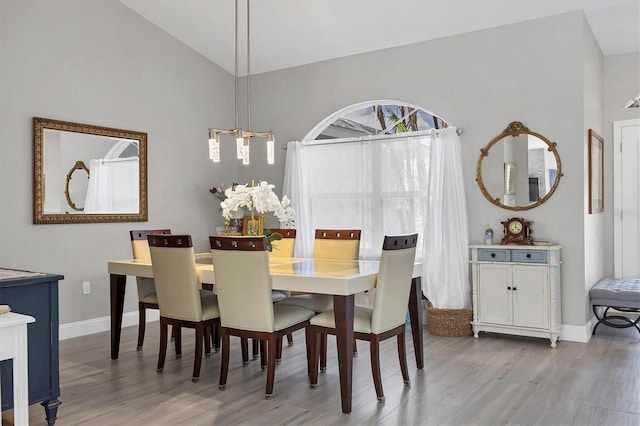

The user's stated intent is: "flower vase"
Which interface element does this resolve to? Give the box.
[246,215,264,236]
[231,207,246,219]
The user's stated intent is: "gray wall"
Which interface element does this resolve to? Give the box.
[249,11,594,327]
[0,0,237,324]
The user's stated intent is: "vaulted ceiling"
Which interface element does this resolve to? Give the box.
[120,0,640,75]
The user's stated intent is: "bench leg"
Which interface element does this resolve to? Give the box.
[592,305,640,335]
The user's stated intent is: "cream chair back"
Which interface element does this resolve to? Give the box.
[269,228,296,258]
[313,229,361,260]
[130,229,171,299]
[210,236,275,332]
[370,234,418,335]
[148,234,203,322]
[130,229,171,261]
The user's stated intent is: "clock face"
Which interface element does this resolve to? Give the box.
[508,220,523,234]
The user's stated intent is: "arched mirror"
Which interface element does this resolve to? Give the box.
[476,121,562,211]
[34,117,147,224]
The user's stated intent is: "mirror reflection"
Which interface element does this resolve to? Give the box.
[476,121,562,211]
[34,117,147,224]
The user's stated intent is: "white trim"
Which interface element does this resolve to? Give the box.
[560,318,597,343]
[59,310,159,341]
[301,99,455,142]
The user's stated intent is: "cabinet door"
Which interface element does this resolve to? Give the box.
[477,264,511,325]
[512,265,549,329]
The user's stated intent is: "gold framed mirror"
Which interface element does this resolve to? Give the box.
[34,117,148,224]
[476,121,563,211]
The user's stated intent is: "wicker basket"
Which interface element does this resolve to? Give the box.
[426,302,473,337]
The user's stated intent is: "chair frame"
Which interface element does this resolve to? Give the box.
[210,236,312,399]
[130,229,171,350]
[149,234,220,382]
[308,234,418,403]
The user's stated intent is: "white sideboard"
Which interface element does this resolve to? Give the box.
[469,244,562,347]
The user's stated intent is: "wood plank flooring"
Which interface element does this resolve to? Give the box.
[3,323,639,425]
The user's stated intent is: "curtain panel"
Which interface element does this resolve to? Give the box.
[284,128,469,308]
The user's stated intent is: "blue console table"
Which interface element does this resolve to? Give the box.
[0,269,63,426]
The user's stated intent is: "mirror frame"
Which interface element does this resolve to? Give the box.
[34,117,148,224]
[476,121,563,211]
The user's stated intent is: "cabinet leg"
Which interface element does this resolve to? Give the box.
[42,399,62,426]
[550,337,558,348]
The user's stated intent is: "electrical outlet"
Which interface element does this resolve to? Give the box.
[82,281,91,295]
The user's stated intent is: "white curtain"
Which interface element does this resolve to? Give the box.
[423,128,470,309]
[285,132,431,260]
[284,128,470,309]
[84,157,139,213]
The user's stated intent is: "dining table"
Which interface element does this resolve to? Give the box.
[107,254,424,414]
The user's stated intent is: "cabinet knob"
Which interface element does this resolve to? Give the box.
[513,287,517,291]
[507,286,511,290]
[491,253,496,258]
[526,253,532,258]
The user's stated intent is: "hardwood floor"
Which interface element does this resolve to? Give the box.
[3,323,639,425]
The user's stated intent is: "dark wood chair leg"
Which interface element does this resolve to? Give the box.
[320,333,328,371]
[309,326,320,387]
[252,338,259,359]
[305,327,312,378]
[369,335,384,403]
[212,322,221,352]
[137,302,146,350]
[219,331,230,389]
[241,337,249,365]
[192,325,204,382]
[174,326,182,358]
[260,340,267,369]
[204,324,212,357]
[265,335,277,399]
[397,331,410,384]
[275,336,283,363]
[287,332,294,345]
[157,318,168,373]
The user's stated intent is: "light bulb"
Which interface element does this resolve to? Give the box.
[266,134,275,165]
[242,140,250,165]
[236,129,244,159]
[208,132,220,163]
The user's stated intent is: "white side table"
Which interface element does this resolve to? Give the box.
[0,312,35,426]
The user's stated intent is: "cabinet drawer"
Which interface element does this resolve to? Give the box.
[478,249,511,262]
[512,249,547,263]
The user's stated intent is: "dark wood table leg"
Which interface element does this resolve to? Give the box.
[408,277,424,369]
[110,273,127,360]
[333,294,355,414]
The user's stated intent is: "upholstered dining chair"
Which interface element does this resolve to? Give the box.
[148,234,220,382]
[277,229,361,364]
[130,229,171,350]
[268,228,297,258]
[268,228,296,347]
[308,233,418,403]
[210,235,315,399]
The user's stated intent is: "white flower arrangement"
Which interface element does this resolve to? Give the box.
[220,180,295,227]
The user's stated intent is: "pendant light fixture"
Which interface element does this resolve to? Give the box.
[208,0,275,165]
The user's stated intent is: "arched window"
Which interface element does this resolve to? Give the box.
[303,100,450,142]
[284,100,469,308]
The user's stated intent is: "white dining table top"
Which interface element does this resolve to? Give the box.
[108,254,422,297]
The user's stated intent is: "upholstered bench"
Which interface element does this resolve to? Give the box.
[590,278,640,335]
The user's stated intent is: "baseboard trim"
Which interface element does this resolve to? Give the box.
[59,310,159,341]
[561,317,596,343]
[61,312,597,344]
